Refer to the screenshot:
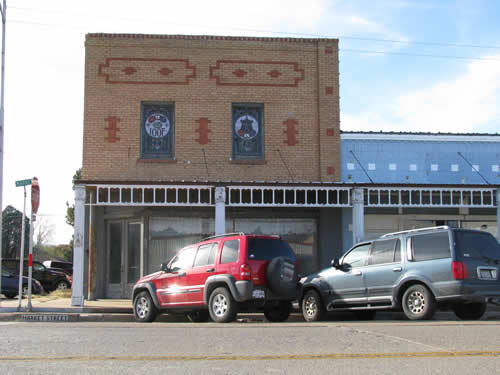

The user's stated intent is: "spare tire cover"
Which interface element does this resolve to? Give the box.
[266,257,299,298]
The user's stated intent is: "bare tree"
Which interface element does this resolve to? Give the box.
[34,215,55,247]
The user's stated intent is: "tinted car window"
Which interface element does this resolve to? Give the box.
[369,239,399,265]
[343,244,370,268]
[220,240,240,264]
[169,246,196,271]
[411,231,451,261]
[454,230,500,261]
[394,240,401,262]
[247,238,296,261]
[193,243,215,267]
[207,243,218,265]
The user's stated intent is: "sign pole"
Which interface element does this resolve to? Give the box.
[16,185,26,311]
[27,177,39,312]
[0,0,7,308]
[26,212,34,311]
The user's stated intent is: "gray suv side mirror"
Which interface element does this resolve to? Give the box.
[331,258,341,269]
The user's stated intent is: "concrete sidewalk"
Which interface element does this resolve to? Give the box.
[0,296,135,322]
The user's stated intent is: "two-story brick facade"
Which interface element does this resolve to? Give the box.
[73,34,344,302]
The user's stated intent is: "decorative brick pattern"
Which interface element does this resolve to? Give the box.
[98,58,196,85]
[209,60,304,87]
[325,86,333,95]
[326,128,335,136]
[283,119,298,146]
[325,46,333,54]
[232,69,247,77]
[327,167,335,175]
[83,35,340,182]
[195,118,211,145]
[104,117,120,143]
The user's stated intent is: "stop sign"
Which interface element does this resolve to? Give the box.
[31,177,40,214]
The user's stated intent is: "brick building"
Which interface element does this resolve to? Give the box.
[72,33,344,302]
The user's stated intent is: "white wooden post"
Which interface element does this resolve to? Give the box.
[497,189,500,242]
[215,186,226,235]
[71,185,85,306]
[352,187,365,244]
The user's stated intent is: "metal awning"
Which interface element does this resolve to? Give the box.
[84,183,497,208]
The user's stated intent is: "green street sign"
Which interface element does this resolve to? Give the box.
[15,179,32,187]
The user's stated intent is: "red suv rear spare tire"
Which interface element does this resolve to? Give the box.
[266,257,299,298]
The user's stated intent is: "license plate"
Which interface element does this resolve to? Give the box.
[480,270,492,279]
[252,289,265,299]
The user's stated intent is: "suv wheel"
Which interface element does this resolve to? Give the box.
[402,285,436,320]
[56,280,70,290]
[453,302,487,320]
[186,310,210,323]
[302,289,325,322]
[208,287,238,323]
[133,291,158,322]
[264,301,292,322]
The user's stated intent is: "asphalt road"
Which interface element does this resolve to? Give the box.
[1,314,499,375]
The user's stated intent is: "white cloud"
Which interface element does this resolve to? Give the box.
[342,54,500,133]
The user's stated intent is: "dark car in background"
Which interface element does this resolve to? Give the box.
[1,267,42,299]
[2,259,72,292]
[301,226,500,322]
[43,260,73,276]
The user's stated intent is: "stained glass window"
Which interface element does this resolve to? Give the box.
[141,102,175,159]
[232,103,264,160]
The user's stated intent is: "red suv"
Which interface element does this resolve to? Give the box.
[132,233,300,323]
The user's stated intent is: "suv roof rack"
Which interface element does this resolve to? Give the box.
[381,226,449,238]
[201,232,245,241]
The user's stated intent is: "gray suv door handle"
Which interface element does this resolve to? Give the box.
[353,271,362,276]
[392,267,402,272]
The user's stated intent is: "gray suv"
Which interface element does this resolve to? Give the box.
[300,226,500,321]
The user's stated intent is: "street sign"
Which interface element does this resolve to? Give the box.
[15,178,32,187]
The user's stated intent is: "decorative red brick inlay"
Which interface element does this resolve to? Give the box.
[283,119,298,146]
[210,60,304,87]
[122,67,137,75]
[325,46,333,54]
[104,117,120,143]
[98,58,196,85]
[267,69,281,78]
[232,69,248,78]
[195,117,211,145]
[326,128,335,137]
[327,166,335,175]
[325,86,333,95]
[158,67,173,76]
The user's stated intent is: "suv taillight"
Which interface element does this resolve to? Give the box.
[452,261,469,280]
[240,264,251,280]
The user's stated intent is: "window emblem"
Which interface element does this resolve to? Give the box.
[145,113,170,139]
[235,115,258,139]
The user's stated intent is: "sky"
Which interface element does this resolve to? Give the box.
[3,0,500,244]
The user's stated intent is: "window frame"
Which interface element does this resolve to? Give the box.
[140,101,175,160]
[231,103,264,160]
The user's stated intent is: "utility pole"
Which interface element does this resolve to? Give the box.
[0,0,6,306]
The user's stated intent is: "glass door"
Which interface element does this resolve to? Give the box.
[107,220,143,298]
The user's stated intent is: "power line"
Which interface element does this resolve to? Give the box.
[8,5,500,51]
[340,48,500,62]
